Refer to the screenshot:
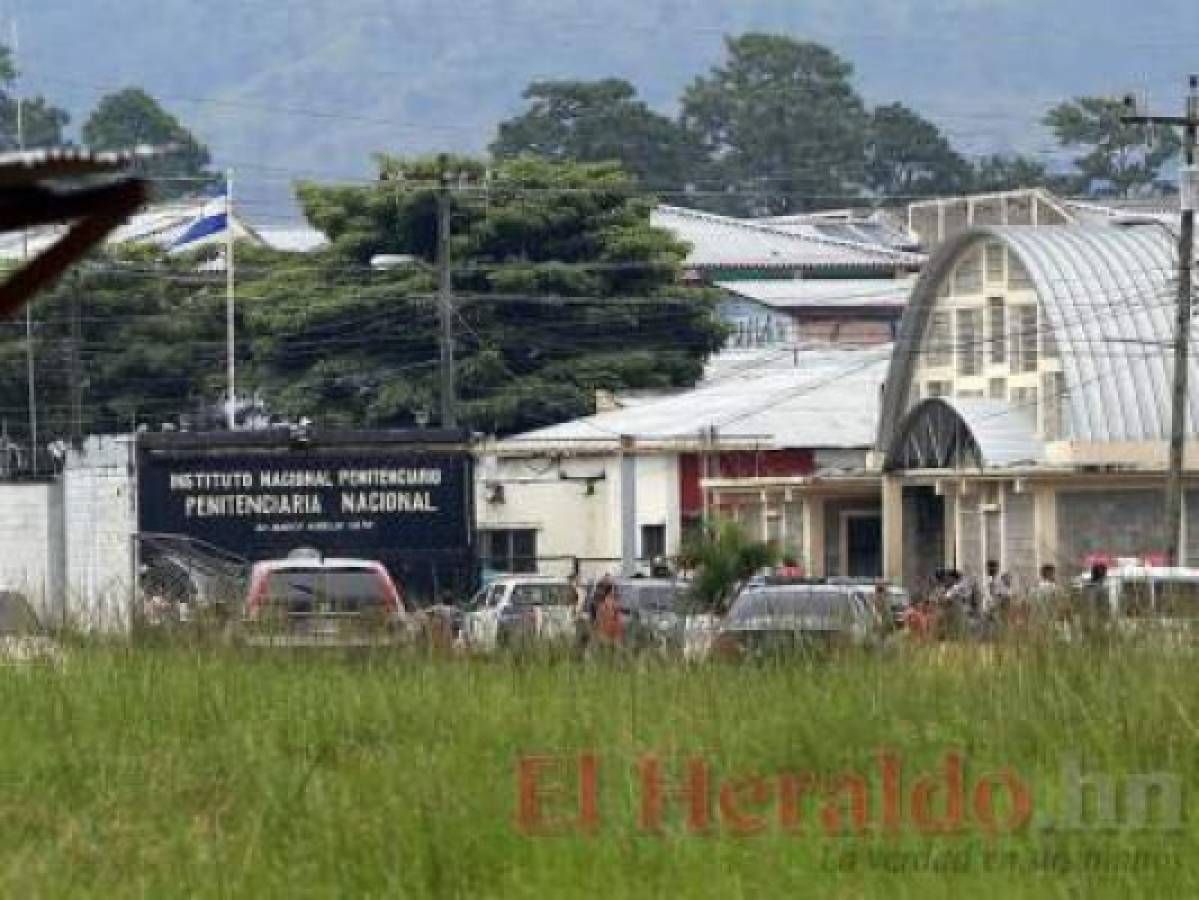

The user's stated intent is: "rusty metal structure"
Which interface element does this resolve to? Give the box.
[0,146,150,319]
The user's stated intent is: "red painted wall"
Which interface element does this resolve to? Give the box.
[679,449,815,517]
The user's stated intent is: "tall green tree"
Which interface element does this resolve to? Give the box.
[247,154,725,433]
[679,518,778,614]
[82,88,217,200]
[0,46,69,151]
[3,157,723,442]
[865,102,972,200]
[1044,97,1180,197]
[970,154,1052,193]
[491,79,705,192]
[679,34,869,215]
[0,247,228,449]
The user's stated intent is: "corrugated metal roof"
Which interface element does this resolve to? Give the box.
[1059,198,1178,229]
[257,227,328,253]
[0,199,264,260]
[879,223,1195,450]
[717,278,914,310]
[755,210,920,251]
[652,206,925,273]
[503,347,891,452]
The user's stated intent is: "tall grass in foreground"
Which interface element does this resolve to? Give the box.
[0,642,1194,898]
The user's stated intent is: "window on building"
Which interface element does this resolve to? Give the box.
[954,250,983,295]
[985,242,1005,284]
[927,312,952,367]
[987,298,1006,365]
[1016,306,1039,373]
[1012,386,1039,430]
[1008,256,1033,290]
[640,524,666,561]
[1042,371,1066,440]
[926,380,952,398]
[957,389,985,399]
[480,529,538,574]
[989,377,1007,400]
[1042,321,1059,360]
[956,308,983,377]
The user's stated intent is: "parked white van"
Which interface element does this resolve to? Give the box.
[462,576,578,650]
[1074,561,1199,639]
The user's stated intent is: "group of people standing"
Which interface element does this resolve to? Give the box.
[903,560,1064,641]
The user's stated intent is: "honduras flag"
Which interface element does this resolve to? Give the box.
[169,189,229,252]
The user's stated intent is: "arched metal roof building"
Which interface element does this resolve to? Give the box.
[878,223,1189,458]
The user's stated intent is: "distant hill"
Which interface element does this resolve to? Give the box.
[17,0,1199,221]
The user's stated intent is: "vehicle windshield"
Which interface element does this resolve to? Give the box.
[726,588,865,629]
[510,583,577,607]
[261,567,392,614]
[621,584,685,614]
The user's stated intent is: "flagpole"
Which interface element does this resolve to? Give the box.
[225,168,236,430]
[13,18,36,471]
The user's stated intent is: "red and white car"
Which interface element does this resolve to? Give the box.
[243,549,409,645]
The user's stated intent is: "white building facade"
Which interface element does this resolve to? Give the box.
[476,349,888,578]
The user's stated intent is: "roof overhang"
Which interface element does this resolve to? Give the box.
[883,397,1044,473]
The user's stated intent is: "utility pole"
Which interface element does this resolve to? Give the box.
[12,19,36,472]
[620,435,637,576]
[69,271,82,448]
[225,168,237,430]
[1125,77,1199,566]
[436,158,457,430]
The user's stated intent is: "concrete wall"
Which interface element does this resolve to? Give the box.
[1055,487,1199,570]
[0,481,63,623]
[957,492,983,576]
[64,438,136,631]
[1056,488,1164,570]
[1004,489,1036,590]
[0,437,135,632]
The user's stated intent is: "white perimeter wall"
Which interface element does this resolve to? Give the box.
[0,482,64,624]
[64,438,136,631]
[0,438,136,632]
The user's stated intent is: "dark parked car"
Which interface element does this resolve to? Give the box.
[713,582,880,659]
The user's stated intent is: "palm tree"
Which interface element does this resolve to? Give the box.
[679,518,779,615]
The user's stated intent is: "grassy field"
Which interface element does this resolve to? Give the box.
[0,642,1195,898]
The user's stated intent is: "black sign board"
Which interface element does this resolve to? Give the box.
[136,431,474,567]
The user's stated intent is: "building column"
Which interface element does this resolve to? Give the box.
[882,476,904,582]
[620,436,637,577]
[1033,484,1058,571]
[802,496,825,577]
[941,486,957,570]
